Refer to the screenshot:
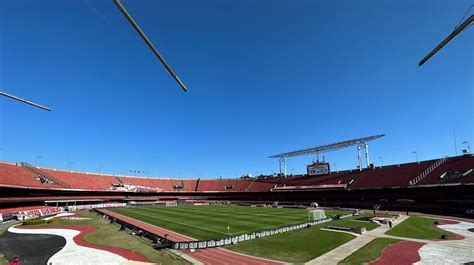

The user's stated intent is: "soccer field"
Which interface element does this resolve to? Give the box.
[110,205,350,240]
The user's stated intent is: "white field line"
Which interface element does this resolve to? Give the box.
[134,206,310,228]
[139,208,305,229]
[140,206,308,221]
[118,208,310,238]
[116,209,228,236]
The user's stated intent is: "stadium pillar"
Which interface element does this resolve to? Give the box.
[365,144,370,168]
[279,159,282,176]
[279,158,287,177]
[357,146,362,171]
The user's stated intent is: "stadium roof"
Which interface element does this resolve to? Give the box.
[269,134,385,158]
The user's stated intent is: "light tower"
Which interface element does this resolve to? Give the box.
[364,144,370,168]
[269,134,385,174]
[278,158,287,177]
[357,145,363,171]
[462,141,471,154]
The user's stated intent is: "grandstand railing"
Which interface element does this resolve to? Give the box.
[245,180,255,192]
[409,157,448,186]
[20,162,71,188]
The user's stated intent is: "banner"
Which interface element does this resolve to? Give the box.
[18,207,63,218]
[68,203,126,211]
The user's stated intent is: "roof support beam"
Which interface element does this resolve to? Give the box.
[419,15,473,66]
[0,91,51,111]
[113,0,188,92]
[269,134,385,159]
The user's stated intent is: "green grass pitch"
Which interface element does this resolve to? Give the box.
[25,210,190,264]
[385,216,454,240]
[225,221,356,263]
[225,213,381,263]
[338,238,403,264]
[109,205,350,240]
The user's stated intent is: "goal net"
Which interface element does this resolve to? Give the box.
[308,209,326,221]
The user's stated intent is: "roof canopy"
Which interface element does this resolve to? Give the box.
[269,134,385,158]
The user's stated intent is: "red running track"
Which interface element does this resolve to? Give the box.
[98,209,283,264]
[370,241,425,265]
[181,247,282,265]
[17,225,148,262]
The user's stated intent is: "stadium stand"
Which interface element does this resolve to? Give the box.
[246,180,276,192]
[415,155,474,185]
[0,155,473,217]
[119,176,173,191]
[181,179,198,191]
[348,160,434,189]
[233,179,253,191]
[281,170,361,187]
[196,179,235,191]
[0,162,63,189]
[2,155,473,192]
[37,167,121,190]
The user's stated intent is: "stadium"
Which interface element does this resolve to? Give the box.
[0,1,473,265]
[0,144,473,264]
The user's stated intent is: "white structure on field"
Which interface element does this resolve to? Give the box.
[308,209,326,221]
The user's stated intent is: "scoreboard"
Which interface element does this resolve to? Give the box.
[307,162,330,176]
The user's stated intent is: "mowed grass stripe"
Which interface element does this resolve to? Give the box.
[133,206,307,226]
[113,207,265,239]
[126,206,348,227]
[111,205,312,240]
[137,205,348,221]
[225,221,357,263]
[141,205,308,218]
[137,206,308,226]
[130,207,284,231]
[113,208,228,237]
[143,205,311,223]
[124,206,347,226]
[167,205,350,218]
[189,207,309,219]
[200,206,309,216]
[120,207,300,235]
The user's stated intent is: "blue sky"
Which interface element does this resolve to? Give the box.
[0,0,472,178]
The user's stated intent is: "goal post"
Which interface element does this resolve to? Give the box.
[308,209,326,221]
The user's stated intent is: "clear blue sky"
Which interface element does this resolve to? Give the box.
[0,0,472,179]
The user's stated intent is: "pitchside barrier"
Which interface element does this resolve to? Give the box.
[17,207,63,219]
[172,211,356,250]
[67,203,127,211]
